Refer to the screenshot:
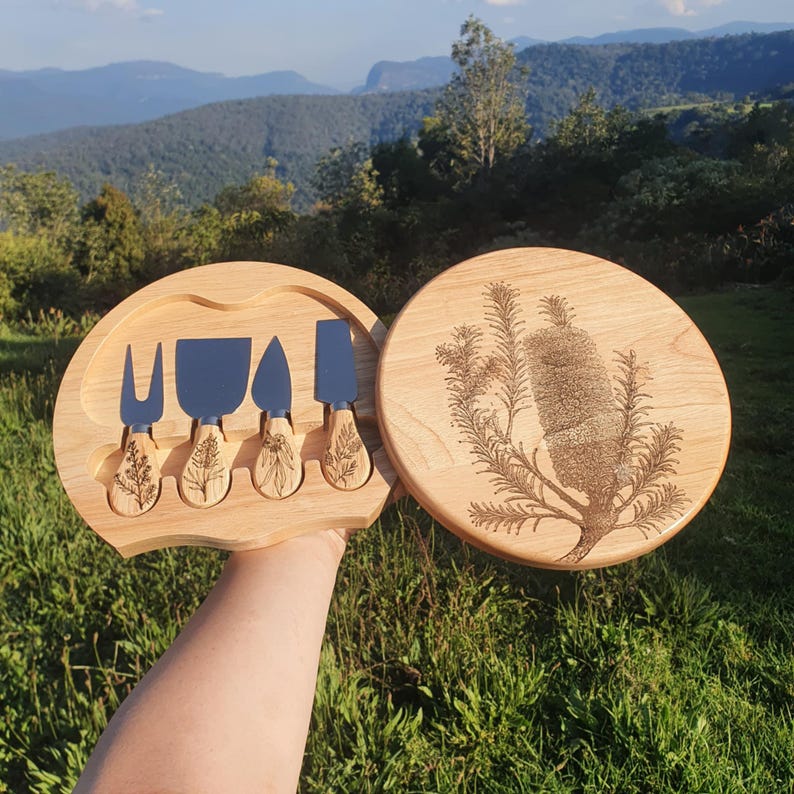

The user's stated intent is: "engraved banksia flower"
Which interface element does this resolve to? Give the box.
[524,296,621,498]
[437,283,687,564]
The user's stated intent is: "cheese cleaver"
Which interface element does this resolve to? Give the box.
[110,343,163,517]
[315,319,371,490]
[251,337,302,499]
[176,337,251,508]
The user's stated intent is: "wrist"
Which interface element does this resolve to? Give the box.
[228,529,348,574]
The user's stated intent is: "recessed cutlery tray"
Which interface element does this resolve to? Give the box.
[53,262,399,557]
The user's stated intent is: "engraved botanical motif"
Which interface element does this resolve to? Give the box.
[324,421,364,487]
[436,283,687,563]
[113,439,158,511]
[183,432,224,499]
[259,431,296,496]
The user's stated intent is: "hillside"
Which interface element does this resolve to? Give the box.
[3,31,794,207]
[561,20,794,45]
[0,91,437,209]
[519,30,794,130]
[355,23,794,94]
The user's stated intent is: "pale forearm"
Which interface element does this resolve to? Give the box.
[75,530,346,794]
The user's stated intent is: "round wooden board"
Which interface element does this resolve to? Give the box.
[53,261,399,557]
[376,248,731,569]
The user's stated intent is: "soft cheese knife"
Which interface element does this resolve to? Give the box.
[315,319,371,490]
[175,337,251,508]
[251,337,302,499]
[110,343,164,517]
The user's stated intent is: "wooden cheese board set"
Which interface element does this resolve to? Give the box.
[53,249,732,569]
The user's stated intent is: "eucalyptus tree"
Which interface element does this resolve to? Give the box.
[430,16,530,183]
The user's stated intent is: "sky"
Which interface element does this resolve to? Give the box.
[1,0,793,89]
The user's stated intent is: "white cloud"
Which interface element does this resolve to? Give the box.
[658,0,696,16]
[72,0,164,17]
[483,0,523,6]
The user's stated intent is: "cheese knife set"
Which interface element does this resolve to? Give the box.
[110,322,370,517]
[53,251,731,569]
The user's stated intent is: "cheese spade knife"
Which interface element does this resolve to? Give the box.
[176,337,251,508]
[110,343,163,517]
[252,337,302,499]
[315,319,371,490]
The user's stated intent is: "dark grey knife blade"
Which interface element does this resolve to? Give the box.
[175,338,251,424]
[120,342,163,430]
[315,319,357,408]
[315,318,371,490]
[252,337,291,418]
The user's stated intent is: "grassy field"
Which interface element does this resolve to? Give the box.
[0,287,792,792]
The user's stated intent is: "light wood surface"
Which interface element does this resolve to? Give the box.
[179,423,232,508]
[254,416,302,499]
[53,261,399,556]
[321,408,372,490]
[376,247,732,570]
[109,431,161,516]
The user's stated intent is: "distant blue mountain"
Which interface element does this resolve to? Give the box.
[2,22,792,139]
[561,21,793,46]
[355,57,456,94]
[0,61,338,139]
[509,36,547,52]
[359,21,794,94]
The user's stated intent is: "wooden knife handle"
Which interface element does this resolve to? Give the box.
[110,431,161,517]
[321,408,371,491]
[179,423,231,509]
[254,416,302,499]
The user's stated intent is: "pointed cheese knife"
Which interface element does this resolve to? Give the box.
[251,337,302,499]
[110,343,163,517]
[176,337,251,508]
[315,319,371,490]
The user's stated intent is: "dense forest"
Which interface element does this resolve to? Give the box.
[0,91,438,209]
[520,30,794,122]
[1,89,793,328]
[1,29,793,208]
[2,21,794,327]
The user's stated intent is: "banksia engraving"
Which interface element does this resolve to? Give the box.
[524,296,621,499]
[436,283,687,564]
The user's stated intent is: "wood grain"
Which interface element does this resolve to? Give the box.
[179,423,231,509]
[376,247,732,570]
[109,431,161,516]
[254,416,302,499]
[321,408,372,490]
[53,261,399,556]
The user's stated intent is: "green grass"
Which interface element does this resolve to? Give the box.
[1,288,792,792]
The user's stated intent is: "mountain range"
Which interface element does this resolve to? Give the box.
[3,29,794,212]
[0,61,338,140]
[1,21,791,140]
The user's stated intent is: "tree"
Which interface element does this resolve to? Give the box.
[550,88,631,154]
[313,142,371,208]
[77,184,145,288]
[132,165,189,278]
[431,16,530,182]
[0,167,81,318]
[0,165,79,240]
[213,160,295,260]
